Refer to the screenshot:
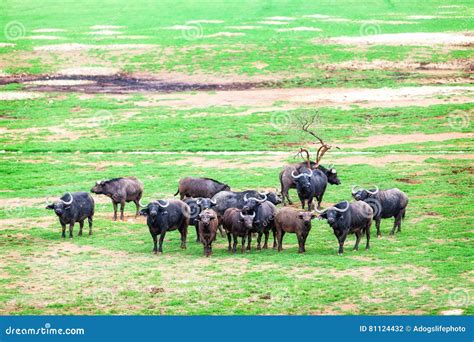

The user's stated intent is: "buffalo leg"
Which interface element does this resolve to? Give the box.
[158,231,166,253]
[179,224,187,249]
[277,230,285,252]
[218,225,225,237]
[61,223,66,238]
[195,224,200,242]
[78,220,84,236]
[241,235,247,254]
[353,231,361,251]
[68,223,74,238]
[150,232,158,254]
[365,224,371,250]
[227,232,232,252]
[297,233,305,253]
[337,231,348,255]
[246,231,252,251]
[262,230,269,249]
[120,201,125,221]
[376,217,382,237]
[395,211,403,233]
[112,201,118,221]
[88,216,93,235]
[232,234,238,254]
[134,199,140,218]
[272,227,277,249]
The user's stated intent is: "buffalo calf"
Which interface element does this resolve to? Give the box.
[275,207,316,253]
[197,209,219,257]
[222,208,255,253]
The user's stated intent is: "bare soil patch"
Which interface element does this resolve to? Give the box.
[335,132,473,149]
[318,32,474,46]
[160,155,286,169]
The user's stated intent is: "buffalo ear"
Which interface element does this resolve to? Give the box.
[139,208,149,216]
[46,204,54,210]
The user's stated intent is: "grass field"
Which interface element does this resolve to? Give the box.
[0,0,473,315]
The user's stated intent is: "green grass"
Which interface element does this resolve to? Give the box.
[0,0,473,77]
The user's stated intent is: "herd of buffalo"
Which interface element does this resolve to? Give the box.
[45,161,409,256]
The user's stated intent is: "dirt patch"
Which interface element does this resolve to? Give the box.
[160,155,286,169]
[0,43,15,48]
[258,21,290,25]
[336,132,473,149]
[321,59,473,73]
[58,67,120,76]
[186,20,224,24]
[127,86,473,109]
[396,177,422,184]
[319,32,474,46]
[335,153,474,166]
[27,35,63,40]
[24,79,95,86]
[0,216,52,230]
[90,25,125,29]
[87,30,123,36]
[33,44,157,52]
[32,28,66,33]
[0,91,42,100]
[226,26,262,30]
[440,309,464,315]
[452,166,474,174]
[203,32,244,38]
[277,27,322,32]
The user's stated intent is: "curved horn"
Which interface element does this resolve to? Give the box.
[157,199,170,208]
[305,169,313,177]
[240,212,245,219]
[352,185,362,194]
[61,192,73,205]
[291,170,304,179]
[243,193,248,201]
[138,199,148,207]
[367,186,379,195]
[196,198,202,205]
[257,193,267,203]
[250,212,256,218]
[210,198,217,205]
[332,201,350,213]
[314,208,326,214]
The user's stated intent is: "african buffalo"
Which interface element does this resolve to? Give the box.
[318,200,372,255]
[212,190,280,217]
[139,199,189,254]
[280,163,340,206]
[90,177,143,221]
[352,186,408,237]
[247,201,277,251]
[46,192,94,238]
[222,208,255,253]
[184,197,221,242]
[275,207,316,253]
[197,208,219,257]
[174,177,230,200]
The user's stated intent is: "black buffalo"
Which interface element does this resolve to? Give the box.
[91,177,143,221]
[222,208,255,254]
[139,199,189,254]
[291,166,338,210]
[247,201,278,251]
[46,192,95,238]
[174,177,230,200]
[318,200,372,255]
[280,163,340,206]
[211,190,281,217]
[352,186,408,237]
